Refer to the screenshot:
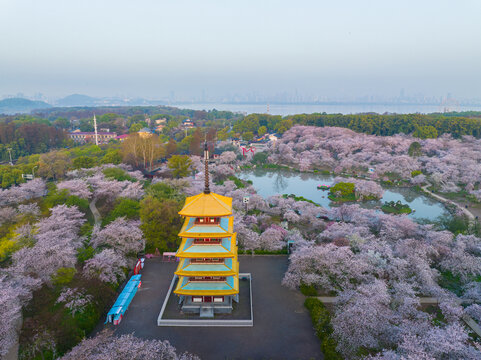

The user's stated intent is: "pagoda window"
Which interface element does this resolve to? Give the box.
[194,217,220,225]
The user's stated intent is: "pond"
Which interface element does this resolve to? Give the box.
[239,168,449,222]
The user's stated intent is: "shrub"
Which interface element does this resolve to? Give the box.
[52,267,77,286]
[411,170,422,177]
[329,182,356,202]
[102,198,140,226]
[76,246,95,264]
[252,152,268,164]
[65,195,89,212]
[102,167,135,182]
[304,298,342,360]
[300,283,318,296]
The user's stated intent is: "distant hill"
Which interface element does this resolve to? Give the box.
[56,94,99,107]
[0,98,52,114]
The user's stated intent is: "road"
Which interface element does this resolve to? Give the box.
[108,256,322,359]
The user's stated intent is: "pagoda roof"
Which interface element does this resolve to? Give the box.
[176,235,237,258]
[174,275,239,296]
[178,216,233,238]
[178,192,232,217]
[175,257,238,277]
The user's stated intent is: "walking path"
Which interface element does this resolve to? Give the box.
[89,197,101,226]
[421,184,475,220]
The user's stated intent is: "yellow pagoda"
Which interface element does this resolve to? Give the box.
[173,142,239,316]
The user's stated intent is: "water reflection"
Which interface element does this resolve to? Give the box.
[240,169,449,222]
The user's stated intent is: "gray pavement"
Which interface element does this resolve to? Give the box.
[110,256,322,360]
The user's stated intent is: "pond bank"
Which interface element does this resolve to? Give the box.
[240,168,449,222]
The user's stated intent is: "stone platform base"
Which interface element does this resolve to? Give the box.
[157,274,253,327]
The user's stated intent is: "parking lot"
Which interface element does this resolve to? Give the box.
[111,256,322,360]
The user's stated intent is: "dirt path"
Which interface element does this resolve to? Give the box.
[89,197,101,226]
[421,184,475,220]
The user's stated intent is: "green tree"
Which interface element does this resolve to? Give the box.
[408,141,422,157]
[166,138,177,156]
[412,125,438,139]
[101,148,122,165]
[167,155,192,178]
[102,167,135,182]
[146,182,185,202]
[99,113,119,123]
[276,119,293,134]
[54,117,70,129]
[140,197,183,253]
[37,151,71,180]
[242,131,254,141]
[73,156,97,169]
[217,127,230,141]
[252,151,268,164]
[258,126,267,136]
[103,198,140,225]
[129,123,143,133]
[189,128,203,156]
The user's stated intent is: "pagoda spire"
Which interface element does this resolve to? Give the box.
[203,141,210,194]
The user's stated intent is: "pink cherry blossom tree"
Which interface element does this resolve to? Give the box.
[218,151,237,164]
[56,288,93,315]
[332,280,397,358]
[91,217,144,255]
[0,275,40,357]
[57,179,92,199]
[60,330,200,360]
[83,249,127,284]
[258,225,287,251]
[12,205,86,283]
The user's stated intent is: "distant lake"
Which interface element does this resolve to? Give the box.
[170,102,481,116]
[240,169,449,222]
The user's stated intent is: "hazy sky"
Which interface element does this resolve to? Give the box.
[1,0,481,100]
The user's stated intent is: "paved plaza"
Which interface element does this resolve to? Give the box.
[111,256,322,359]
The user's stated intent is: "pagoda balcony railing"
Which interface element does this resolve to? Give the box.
[193,239,222,245]
[189,276,226,282]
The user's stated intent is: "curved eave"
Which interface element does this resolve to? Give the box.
[173,276,239,296]
[176,249,237,259]
[175,269,238,277]
[176,234,237,258]
[174,258,239,277]
[178,192,233,217]
[178,230,233,239]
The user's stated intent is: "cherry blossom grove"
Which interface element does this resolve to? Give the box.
[282,203,481,357]
[269,125,481,193]
[60,330,200,360]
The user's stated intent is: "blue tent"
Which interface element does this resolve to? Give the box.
[105,275,142,325]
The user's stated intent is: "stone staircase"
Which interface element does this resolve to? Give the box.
[200,306,214,318]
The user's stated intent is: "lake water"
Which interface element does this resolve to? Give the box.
[239,169,449,222]
[171,102,481,116]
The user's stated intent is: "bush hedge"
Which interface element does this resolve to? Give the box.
[304,297,343,360]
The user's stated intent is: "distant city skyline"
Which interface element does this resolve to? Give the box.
[2,90,480,107]
[1,0,480,102]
